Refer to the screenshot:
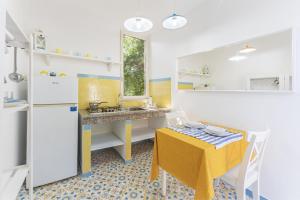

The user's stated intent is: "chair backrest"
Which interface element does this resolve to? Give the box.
[165,110,188,127]
[238,129,271,187]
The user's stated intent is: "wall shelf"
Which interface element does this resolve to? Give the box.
[0,104,29,114]
[91,133,124,151]
[179,71,211,77]
[0,165,29,200]
[132,127,155,143]
[5,11,29,49]
[33,50,121,67]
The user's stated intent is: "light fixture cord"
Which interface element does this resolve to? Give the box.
[173,0,176,14]
[137,0,142,16]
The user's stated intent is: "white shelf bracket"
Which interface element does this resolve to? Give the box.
[106,62,112,71]
[45,55,51,66]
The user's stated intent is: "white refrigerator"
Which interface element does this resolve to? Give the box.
[32,76,78,187]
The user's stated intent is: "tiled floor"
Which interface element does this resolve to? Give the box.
[18,140,245,200]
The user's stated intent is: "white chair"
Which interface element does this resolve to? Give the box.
[219,129,271,200]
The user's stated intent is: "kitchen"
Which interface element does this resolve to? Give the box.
[1,0,174,198]
[1,0,300,200]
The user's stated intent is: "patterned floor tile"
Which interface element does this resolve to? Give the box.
[18,140,241,200]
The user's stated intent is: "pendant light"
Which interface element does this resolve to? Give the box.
[163,0,187,30]
[124,0,153,33]
[124,17,153,33]
[240,44,256,54]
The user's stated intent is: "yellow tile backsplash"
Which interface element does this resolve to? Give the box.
[121,100,145,108]
[78,74,120,109]
[78,74,171,110]
[149,78,172,108]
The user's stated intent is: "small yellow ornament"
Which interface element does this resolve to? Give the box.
[59,72,67,77]
[40,70,49,75]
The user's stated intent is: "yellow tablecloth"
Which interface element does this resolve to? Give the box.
[150,126,248,200]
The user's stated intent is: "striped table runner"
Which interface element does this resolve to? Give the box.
[168,126,243,149]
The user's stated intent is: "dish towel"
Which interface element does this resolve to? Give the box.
[168,126,243,149]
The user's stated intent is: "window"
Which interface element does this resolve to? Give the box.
[122,35,147,97]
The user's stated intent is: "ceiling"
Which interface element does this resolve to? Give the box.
[18,0,208,34]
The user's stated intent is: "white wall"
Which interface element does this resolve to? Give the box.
[149,38,177,106]
[150,0,300,199]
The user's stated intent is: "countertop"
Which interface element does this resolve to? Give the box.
[79,108,171,125]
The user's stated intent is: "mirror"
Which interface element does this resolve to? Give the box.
[177,29,293,92]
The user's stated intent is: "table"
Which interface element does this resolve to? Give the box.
[150,126,248,200]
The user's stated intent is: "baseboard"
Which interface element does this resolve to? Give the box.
[246,189,268,200]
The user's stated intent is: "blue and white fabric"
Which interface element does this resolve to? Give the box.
[168,126,244,149]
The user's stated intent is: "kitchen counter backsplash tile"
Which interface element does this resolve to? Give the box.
[78,74,172,109]
[78,74,121,109]
[150,77,172,108]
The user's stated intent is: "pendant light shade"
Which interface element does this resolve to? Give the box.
[163,13,187,30]
[124,17,153,33]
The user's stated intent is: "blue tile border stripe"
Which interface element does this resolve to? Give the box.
[246,188,268,200]
[150,77,171,82]
[77,73,120,80]
[178,81,193,85]
[83,124,92,131]
[80,172,93,178]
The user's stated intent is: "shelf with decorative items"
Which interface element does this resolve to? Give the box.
[178,71,211,77]
[31,30,121,70]
[33,50,121,67]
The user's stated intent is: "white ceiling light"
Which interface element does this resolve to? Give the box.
[124,0,153,33]
[240,44,256,54]
[228,55,247,62]
[163,0,187,30]
[163,13,187,30]
[124,17,153,33]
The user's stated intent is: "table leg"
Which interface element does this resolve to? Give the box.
[81,124,92,176]
[162,170,167,196]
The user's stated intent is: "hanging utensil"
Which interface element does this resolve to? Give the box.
[9,47,24,83]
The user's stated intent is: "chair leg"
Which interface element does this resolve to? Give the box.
[162,170,167,196]
[253,180,260,200]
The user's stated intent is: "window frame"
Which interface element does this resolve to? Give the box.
[120,32,149,100]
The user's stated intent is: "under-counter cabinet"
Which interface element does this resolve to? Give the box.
[78,109,169,176]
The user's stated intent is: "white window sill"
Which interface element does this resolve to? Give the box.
[121,96,149,101]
